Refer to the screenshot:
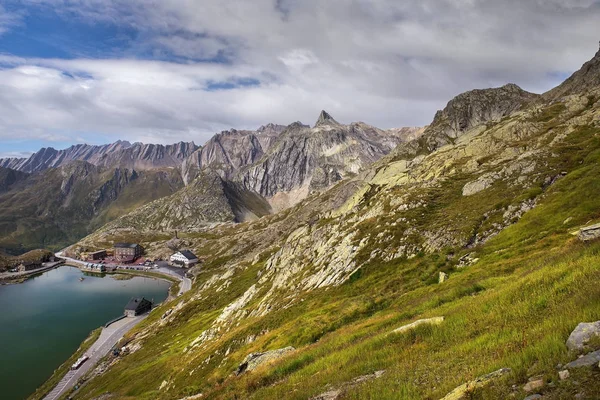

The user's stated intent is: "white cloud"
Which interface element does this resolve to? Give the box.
[1,0,600,148]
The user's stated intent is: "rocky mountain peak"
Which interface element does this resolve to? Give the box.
[257,123,286,134]
[543,43,600,100]
[314,110,340,128]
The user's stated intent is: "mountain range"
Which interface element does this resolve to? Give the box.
[0,113,422,254]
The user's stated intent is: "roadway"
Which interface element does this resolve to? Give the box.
[42,315,146,400]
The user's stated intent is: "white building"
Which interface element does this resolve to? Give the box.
[169,250,198,268]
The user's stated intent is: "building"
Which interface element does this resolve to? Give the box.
[88,250,106,261]
[124,297,153,317]
[114,243,143,263]
[85,263,106,272]
[169,250,198,268]
[17,261,41,272]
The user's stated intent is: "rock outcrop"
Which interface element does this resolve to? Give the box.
[577,224,600,242]
[235,346,295,374]
[237,112,409,208]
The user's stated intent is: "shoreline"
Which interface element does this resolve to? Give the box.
[0,261,65,284]
[30,263,191,400]
[30,266,187,400]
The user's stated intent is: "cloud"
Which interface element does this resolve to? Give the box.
[1,0,600,149]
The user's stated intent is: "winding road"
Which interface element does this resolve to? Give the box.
[42,252,192,400]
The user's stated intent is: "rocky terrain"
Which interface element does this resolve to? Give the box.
[43,48,600,400]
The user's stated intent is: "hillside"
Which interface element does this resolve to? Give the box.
[50,49,600,399]
[0,162,184,254]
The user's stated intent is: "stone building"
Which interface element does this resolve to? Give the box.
[124,297,153,317]
[114,243,143,263]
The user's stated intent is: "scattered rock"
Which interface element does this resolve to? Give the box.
[523,378,544,392]
[236,346,295,374]
[456,253,479,268]
[565,350,600,369]
[391,317,444,334]
[439,271,449,283]
[577,223,600,241]
[566,321,600,351]
[441,368,511,400]
[311,370,385,400]
[558,369,570,380]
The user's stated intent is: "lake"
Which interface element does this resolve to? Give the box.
[0,266,170,400]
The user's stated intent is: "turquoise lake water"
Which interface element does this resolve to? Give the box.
[0,266,170,400]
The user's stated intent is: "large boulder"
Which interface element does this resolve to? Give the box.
[566,321,600,351]
[235,346,295,374]
[577,223,600,242]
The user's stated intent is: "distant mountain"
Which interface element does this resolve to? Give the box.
[235,111,420,210]
[0,140,198,173]
[0,161,183,254]
[181,125,286,185]
[99,114,421,231]
[0,167,29,193]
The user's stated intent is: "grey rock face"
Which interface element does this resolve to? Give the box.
[181,129,270,185]
[423,84,539,151]
[314,110,340,127]
[237,114,407,203]
[566,321,600,351]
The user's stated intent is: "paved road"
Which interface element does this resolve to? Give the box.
[41,253,193,400]
[43,315,146,400]
[157,266,192,295]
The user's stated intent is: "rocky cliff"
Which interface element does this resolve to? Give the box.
[236,111,414,209]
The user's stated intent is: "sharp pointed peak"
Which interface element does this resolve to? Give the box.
[314,110,340,128]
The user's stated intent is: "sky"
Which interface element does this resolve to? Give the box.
[0,0,599,158]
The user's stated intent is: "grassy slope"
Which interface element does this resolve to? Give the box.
[0,166,182,254]
[70,99,600,399]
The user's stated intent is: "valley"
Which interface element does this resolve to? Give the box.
[13,48,600,399]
